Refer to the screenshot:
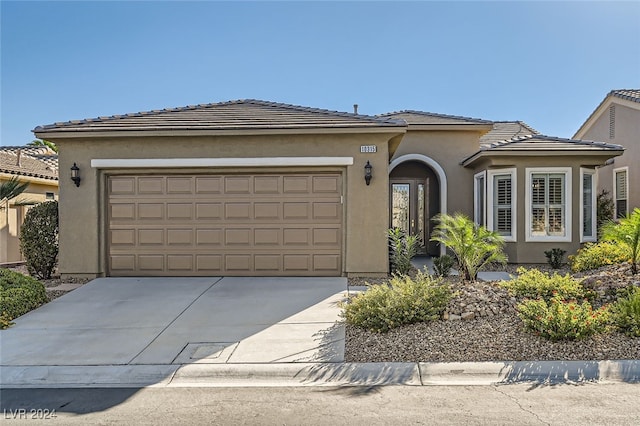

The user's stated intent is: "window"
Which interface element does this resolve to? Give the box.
[614,167,628,218]
[487,169,516,241]
[580,169,596,242]
[45,192,55,200]
[526,167,571,242]
[474,171,486,227]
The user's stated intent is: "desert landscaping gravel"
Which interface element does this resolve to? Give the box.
[346,263,640,362]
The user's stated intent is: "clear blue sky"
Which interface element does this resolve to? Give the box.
[1,1,639,146]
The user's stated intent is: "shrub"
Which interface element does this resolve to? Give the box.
[0,268,47,329]
[388,228,420,275]
[517,296,610,341]
[20,201,59,279]
[544,248,566,269]
[612,286,640,337]
[342,271,452,333]
[500,268,591,301]
[433,254,455,277]
[569,241,631,272]
[597,189,614,237]
[430,213,507,282]
[602,208,640,275]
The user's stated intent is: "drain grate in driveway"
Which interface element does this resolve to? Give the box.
[173,342,239,364]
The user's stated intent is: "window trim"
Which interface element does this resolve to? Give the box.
[487,168,517,242]
[525,167,572,242]
[580,168,597,243]
[473,171,486,227]
[613,166,629,218]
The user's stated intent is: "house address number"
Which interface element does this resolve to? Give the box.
[360,145,377,153]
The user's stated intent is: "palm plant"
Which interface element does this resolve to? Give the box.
[431,212,507,282]
[0,176,30,208]
[602,208,640,275]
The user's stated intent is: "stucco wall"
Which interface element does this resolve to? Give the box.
[578,102,640,213]
[0,178,59,264]
[52,132,397,278]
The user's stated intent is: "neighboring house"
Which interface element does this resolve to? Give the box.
[0,146,59,264]
[33,100,622,278]
[574,89,640,218]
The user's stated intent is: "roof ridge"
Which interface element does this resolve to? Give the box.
[378,109,493,124]
[38,99,405,131]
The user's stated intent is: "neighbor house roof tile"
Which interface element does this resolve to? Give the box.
[610,89,640,103]
[34,99,406,135]
[0,146,58,181]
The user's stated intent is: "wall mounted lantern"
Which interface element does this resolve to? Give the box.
[70,163,81,187]
[364,161,372,186]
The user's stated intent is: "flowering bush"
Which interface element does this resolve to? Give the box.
[569,241,631,273]
[500,268,591,301]
[517,296,610,341]
[342,271,452,333]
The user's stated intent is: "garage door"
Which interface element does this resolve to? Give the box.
[107,173,343,276]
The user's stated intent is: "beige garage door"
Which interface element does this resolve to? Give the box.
[107,173,343,276]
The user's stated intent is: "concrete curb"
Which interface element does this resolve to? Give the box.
[1,361,638,388]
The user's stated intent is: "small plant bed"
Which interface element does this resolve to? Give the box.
[345,263,640,362]
[6,265,89,302]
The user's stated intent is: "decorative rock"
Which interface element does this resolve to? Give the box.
[461,312,475,320]
[448,314,462,321]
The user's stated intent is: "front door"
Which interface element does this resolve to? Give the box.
[390,178,428,251]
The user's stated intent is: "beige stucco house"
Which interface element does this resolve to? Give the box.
[574,89,640,218]
[33,100,622,278]
[0,146,58,265]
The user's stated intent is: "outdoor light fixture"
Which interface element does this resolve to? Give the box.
[70,163,81,187]
[364,161,372,186]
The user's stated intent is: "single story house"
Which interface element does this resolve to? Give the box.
[574,89,640,218]
[0,146,59,265]
[33,100,623,278]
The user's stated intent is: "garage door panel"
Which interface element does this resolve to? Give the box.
[196,229,222,245]
[225,176,251,194]
[195,177,222,194]
[138,203,164,220]
[139,255,164,271]
[196,203,222,219]
[138,177,164,194]
[108,173,342,276]
[254,176,279,194]
[225,203,251,219]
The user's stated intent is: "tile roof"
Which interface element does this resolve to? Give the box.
[478,121,539,149]
[0,146,58,181]
[34,99,406,135]
[461,134,624,165]
[378,110,493,125]
[610,89,640,103]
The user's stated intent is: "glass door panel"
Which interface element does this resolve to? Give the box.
[417,183,425,246]
[391,183,410,234]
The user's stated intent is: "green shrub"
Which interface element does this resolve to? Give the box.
[612,286,640,337]
[342,271,452,333]
[0,268,47,329]
[430,213,507,282]
[602,208,640,275]
[388,228,420,275]
[500,268,590,301]
[517,296,610,341]
[433,254,455,277]
[544,248,566,269]
[20,201,59,279]
[569,241,631,272]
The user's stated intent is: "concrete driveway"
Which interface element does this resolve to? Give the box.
[0,277,347,367]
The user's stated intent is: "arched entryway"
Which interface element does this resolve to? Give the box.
[389,154,447,256]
